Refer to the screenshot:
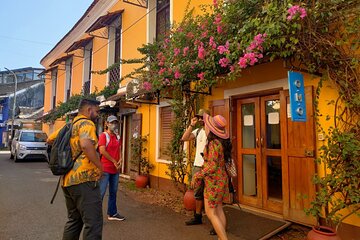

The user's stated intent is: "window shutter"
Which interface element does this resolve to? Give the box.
[160,106,173,159]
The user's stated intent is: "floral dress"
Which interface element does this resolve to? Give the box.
[193,139,230,208]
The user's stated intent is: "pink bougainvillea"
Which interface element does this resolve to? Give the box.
[287,5,307,21]
[219,57,230,68]
[238,33,267,68]
[197,72,205,80]
[217,41,230,54]
[174,48,181,57]
[143,81,152,91]
[183,47,189,56]
[198,44,206,59]
[158,68,166,75]
[209,36,217,49]
[174,70,181,79]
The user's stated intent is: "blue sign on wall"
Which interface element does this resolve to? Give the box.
[288,71,307,122]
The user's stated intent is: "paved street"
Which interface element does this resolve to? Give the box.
[0,151,237,240]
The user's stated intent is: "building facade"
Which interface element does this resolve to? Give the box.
[40,1,359,238]
[0,67,45,146]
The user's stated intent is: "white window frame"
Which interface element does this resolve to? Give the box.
[107,16,123,86]
[83,41,93,93]
[156,101,172,163]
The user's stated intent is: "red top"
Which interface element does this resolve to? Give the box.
[98,132,121,174]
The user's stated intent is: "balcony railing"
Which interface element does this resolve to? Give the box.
[83,81,91,95]
[109,67,120,86]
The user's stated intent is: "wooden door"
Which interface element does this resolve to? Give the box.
[280,87,317,225]
[236,95,283,213]
[209,99,230,133]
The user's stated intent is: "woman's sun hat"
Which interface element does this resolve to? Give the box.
[203,113,229,139]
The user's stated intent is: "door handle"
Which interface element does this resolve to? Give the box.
[260,137,264,147]
[256,138,259,148]
[305,149,314,157]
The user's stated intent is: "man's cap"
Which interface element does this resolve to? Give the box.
[195,109,210,117]
[107,115,118,123]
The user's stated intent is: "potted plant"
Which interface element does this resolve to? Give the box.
[306,122,359,240]
[130,134,154,188]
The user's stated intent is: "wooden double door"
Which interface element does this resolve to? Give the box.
[212,87,316,224]
[236,94,284,213]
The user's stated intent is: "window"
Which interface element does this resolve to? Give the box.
[51,69,58,109]
[20,132,47,142]
[156,0,170,40]
[108,16,122,85]
[159,105,174,159]
[65,58,73,101]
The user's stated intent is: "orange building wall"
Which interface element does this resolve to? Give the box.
[70,50,85,95]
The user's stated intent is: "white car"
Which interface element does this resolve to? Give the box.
[10,130,48,162]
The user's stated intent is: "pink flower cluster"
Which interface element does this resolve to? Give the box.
[174,48,181,57]
[247,33,266,52]
[209,37,217,49]
[213,13,223,33]
[198,44,206,59]
[174,70,181,79]
[238,33,267,69]
[143,81,152,91]
[197,72,205,80]
[287,5,307,21]
[217,41,230,54]
[157,52,166,67]
[219,57,230,68]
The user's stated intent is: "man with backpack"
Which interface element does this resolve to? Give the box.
[47,98,103,240]
[181,109,209,226]
[98,115,125,221]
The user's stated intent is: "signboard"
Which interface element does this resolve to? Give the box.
[288,71,307,122]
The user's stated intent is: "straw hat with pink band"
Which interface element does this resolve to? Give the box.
[203,113,229,139]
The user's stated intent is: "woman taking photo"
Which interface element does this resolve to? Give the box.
[192,113,231,240]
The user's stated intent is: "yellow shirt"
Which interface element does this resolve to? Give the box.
[48,114,101,187]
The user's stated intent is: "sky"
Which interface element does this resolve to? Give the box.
[0,0,93,71]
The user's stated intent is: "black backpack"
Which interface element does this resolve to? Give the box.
[49,117,86,203]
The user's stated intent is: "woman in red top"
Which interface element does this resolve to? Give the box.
[98,115,125,221]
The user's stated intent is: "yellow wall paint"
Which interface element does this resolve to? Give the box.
[173,0,213,23]
[91,37,108,91]
[71,50,85,95]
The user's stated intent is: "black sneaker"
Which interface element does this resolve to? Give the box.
[209,228,217,235]
[108,213,125,221]
[185,214,202,225]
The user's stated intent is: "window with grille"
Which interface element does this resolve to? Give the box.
[159,105,174,159]
[156,0,170,40]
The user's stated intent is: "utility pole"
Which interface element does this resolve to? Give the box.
[4,67,18,143]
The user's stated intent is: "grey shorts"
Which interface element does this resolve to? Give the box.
[192,166,204,200]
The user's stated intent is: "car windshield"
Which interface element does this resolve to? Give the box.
[20,132,47,142]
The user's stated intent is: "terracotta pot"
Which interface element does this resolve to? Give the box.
[307,226,341,240]
[135,175,149,188]
[183,189,196,211]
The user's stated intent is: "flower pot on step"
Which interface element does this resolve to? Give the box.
[183,189,196,211]
[135,175,149,188]
[307,226,341,240]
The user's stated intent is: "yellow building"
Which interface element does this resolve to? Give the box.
[41,1,359,238]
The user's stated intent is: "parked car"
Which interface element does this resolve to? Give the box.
[10,130,48,162]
